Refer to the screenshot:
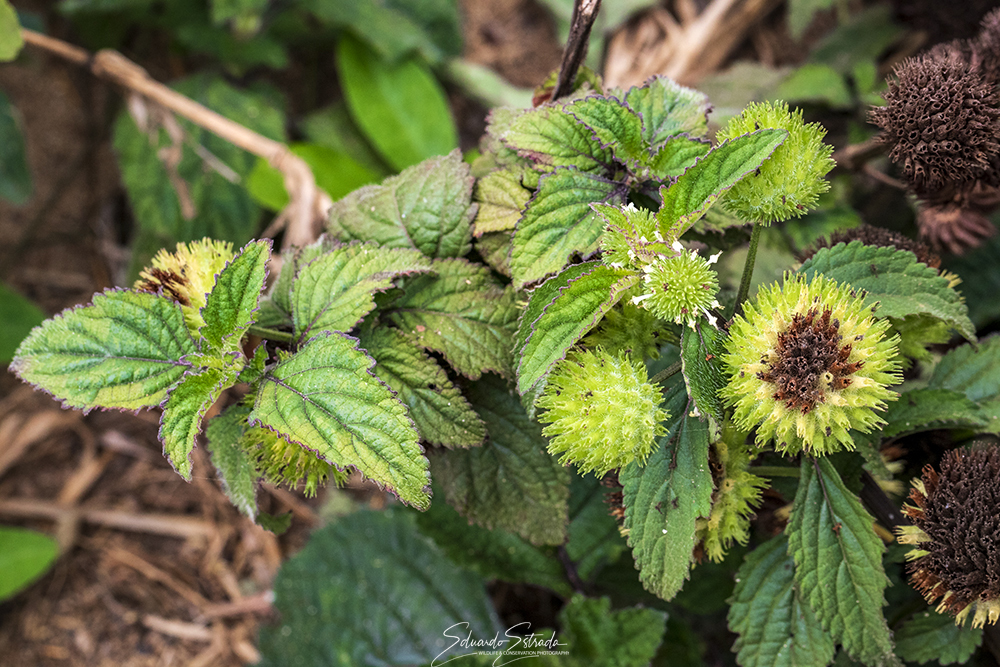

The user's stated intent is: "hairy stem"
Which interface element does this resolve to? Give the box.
[248,325,294,344]
[751,466,800,478]
[649,361,682,385]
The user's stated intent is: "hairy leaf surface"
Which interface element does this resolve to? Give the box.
[893,611,982,665]
[205,403,257,519]
[565,95,645,164]
[558,595,668,667]
[624,76,711,147]
[472,166,531,235]
[201,239,270,352]
[161,368,232,479]
[501,105,616,172]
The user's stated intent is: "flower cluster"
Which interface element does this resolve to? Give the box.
[630,242,722,328]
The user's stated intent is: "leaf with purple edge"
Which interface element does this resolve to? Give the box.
[500,106,616,173]
[161,367,233,480]
[201,239,271,354]
[624,76,711,147]
[565,95,645,165]
[249,331,429,509]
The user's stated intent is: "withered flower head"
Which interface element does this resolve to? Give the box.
[972,8,1000,86]
[869,45,1000,196]
[898,446,1000,628]
[800,225,940,268]
[917,200,998,254]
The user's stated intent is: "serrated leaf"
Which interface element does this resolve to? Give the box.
[261,236,337,323]
[648,135,712,180]
[893,611,983,665]
[929,335,1000,402]
[566,473,627,581]
[258,508,501,667]
[787,458,899,667]
[161,368,232,479]
[249,331,429,509]
[515,262,638,395]
[621,384,713,601]
[292,242,431,342]
[415,489,572,595]
[327,150,475,259]
[681,324,726,422]
[798,241,975,343]
[565,95,645,164]
[201,239,270,352]
[558,595,668,667]
[475,231,512,277]
[428,374,570,546]
[511,169,625,288]
[0,90,31,204]
[729,534,835,667]
[11,290,197,411]
[386,258,518,380]
[472,167,531,235]
[656,129,787,240]
[624,76,711,147]
[880,388,988,438]
[501,105,616,173]
[205,403,257,518]
[0,527,57,601]
[362,327,485,448]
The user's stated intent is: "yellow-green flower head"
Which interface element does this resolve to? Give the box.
[134,238,235,333]
[597,202,671,270]
[716,101,835,224]
[536,348,668,476]
[696,438,767,562]
[630,242,722,328]
[721,273,901,455]
[243,424,348,497]
[898,446,1000,629]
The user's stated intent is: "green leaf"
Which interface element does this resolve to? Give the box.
[565,473,628,581]
[336,33,457,171]
[621,384,713,601]
[362,327,486,448]
[728,534,835,667]
[558,595,668,667]
[808,5,903,76]
[327,150,475,259]
[0,526,58,601]
[929,336,1000,403]
[258,508,501,667]
[0,90,31,204]
[249,331,429,509]
[565,95,645,165]
[624,76,711,147]
[301,101,391,178]
[0,0,22,61]
[475,231,512,277]
[893,611,983,665]
[880,388,988,438]
[943,232,1000,328]
[386,258,518,380]
[501,105,616,173]
[510,168,625,288]
[201,239,270,352]
[656,129,787,240]
[0,282,44,363]
[680,324,726,422]
[415,489,572,595]
[428,374,570,546]
[472,166,531,235]
[161,368,232,480]
[245,143,378,211]
[515,262,639,395]
[11,290,197,411]
[292,242,431,341]
[776,63,854,109]
[787,0,834,39]
[787,458,899,667]
[799,241,975,343]
[205,403,258,518]
[647,135,712,180]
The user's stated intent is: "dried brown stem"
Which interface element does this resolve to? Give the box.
[552,0,602,101]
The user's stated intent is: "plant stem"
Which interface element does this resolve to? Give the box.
[751,466,800,478]
[733,220,763,317]
[551,0,602,101]
[248,325,294,344]
[649,361,682,385]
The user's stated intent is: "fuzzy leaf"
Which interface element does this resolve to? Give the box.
[258,509,501,667]
[11,290,197,411]
[501,105,616,173]
[656,129,787,239]
[648,135,712,180]
[621,384,713,601]
[798,241,975,343]
[472,166,531,235]
[558,595,668,667]
[566,473,628,581]
[249,331,429,509]
[205,403,257,519]
[893,611,983,665]
[786,458,898,667]
[880,388,988,438]
[729,534,835,667]
[327,150,475,259]
[928,336,1000,430]
[475,231,512,277]
[511,169,625,288]
[201,239,270,352]
[362,327,486,448]
[624,76,711,147]
[565,95,645,164]
[292,242,431,341]
[161,368,232,480]
[681,324,727,422]
[428,374,570,546]
[415,490,572,595]
[515,262,638,395]
[386,258,518,380]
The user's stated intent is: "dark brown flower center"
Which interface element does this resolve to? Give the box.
[757,307,862,413]
[135,267,191,306]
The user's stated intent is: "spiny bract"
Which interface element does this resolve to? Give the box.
[631,243,721,328]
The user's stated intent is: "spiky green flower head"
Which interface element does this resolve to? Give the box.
[716,101,835,224]
[630,242,722,328]
[582,294,671,360]
[597,202,670,270]
[721,273,901,455]
[536,348,669,475]
[696,436,767,562]
[134,238,235,333]
[243,424,349,497]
